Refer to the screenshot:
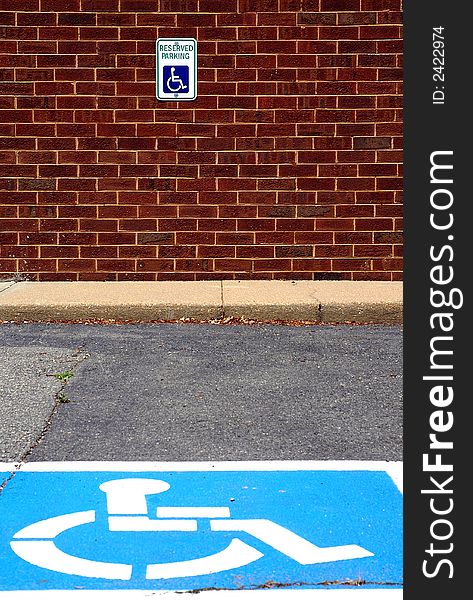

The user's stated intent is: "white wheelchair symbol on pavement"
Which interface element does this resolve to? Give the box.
[10,478,373,580]
[166,67,187,92]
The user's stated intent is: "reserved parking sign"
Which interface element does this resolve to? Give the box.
[156,38,197,101]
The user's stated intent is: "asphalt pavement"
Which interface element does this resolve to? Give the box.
[0,323,402,467]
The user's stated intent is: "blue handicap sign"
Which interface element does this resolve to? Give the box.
[0,463,402,591]
[162,65,189,94]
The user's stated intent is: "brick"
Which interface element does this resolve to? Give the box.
[321,0,360,8]
[236,138,273,151]
[337,177,375,191]
[253,259,292,271]
[172,259,210,272]
[0,82,35,94]
[275,245,313,258]
[79,219,118,232]
[201,165,238,178]
[336,205,374,218]
[318,164,356,177]
[315,245,353,257]
[18,232,55,246]
[0,26,38,39]
[77,138,115,151]
[18,258,57,272]
[359,164,397,176]
[0,244,38,258]
[19,178,56,191]
[118,0,157,9]
[97,206,135,219]
[331,259,371,271]
[235,218,274,232]
[376,178,403,191]
[158,219,197,232]
[14,42,46,58]
[361,0,401,8]
[0,110,33,123]
[202,0,237,9]
[0,12,15,25]
[212,258,251,272]
[136,203,171,220]
[0,259,19,273]
[98,178,138,191]
[353,137,392,150]
[338,96,376,109]
[178,152,216,165]
[357,82,397,96]
[241,165,277,178]
[355,218,393,231]
[118,246,156,259]
[372,258,402,271]
[376,150,402,163]
[0,151,16,164]
[59,206,96,218]
[360,26,400,40]
[80,246,117,259]
[377,40,402,54]
[158,138,195,151]
[96,259,135,271]
[316,109,355,123]
[32,108,73,122]
[338,11,376,25]
[57,12,96,25]
[359,54,396,67]
[180,206,217,218]
[196,218,235,232]
[17,151,55,165]
[159,192,197,204]
[375,204,402,217]
[377,11,402,25]
[0,218,38,232]
[376,96,402,109]
[197,245,233,258]
[319,26,360,40]
[39,216,79,232]
[297,206,334,217]
[0,165,36,178]
[156,245,195,259]
[176,233,213,246]
[0,179,17,191]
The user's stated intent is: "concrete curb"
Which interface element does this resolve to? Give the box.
[0,280,403,324]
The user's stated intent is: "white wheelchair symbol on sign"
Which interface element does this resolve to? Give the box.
[166,67,187,92]
[10,478,373,580]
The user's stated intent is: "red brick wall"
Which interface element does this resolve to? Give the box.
[0,0,403,282]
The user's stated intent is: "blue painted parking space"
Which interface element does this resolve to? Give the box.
[0,462,402,593]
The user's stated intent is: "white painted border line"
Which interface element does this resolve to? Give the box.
[0,461,403,493]
[0,591,403,599]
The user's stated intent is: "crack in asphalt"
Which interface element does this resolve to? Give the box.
[176,579,403,593]
[0,346,89,495]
